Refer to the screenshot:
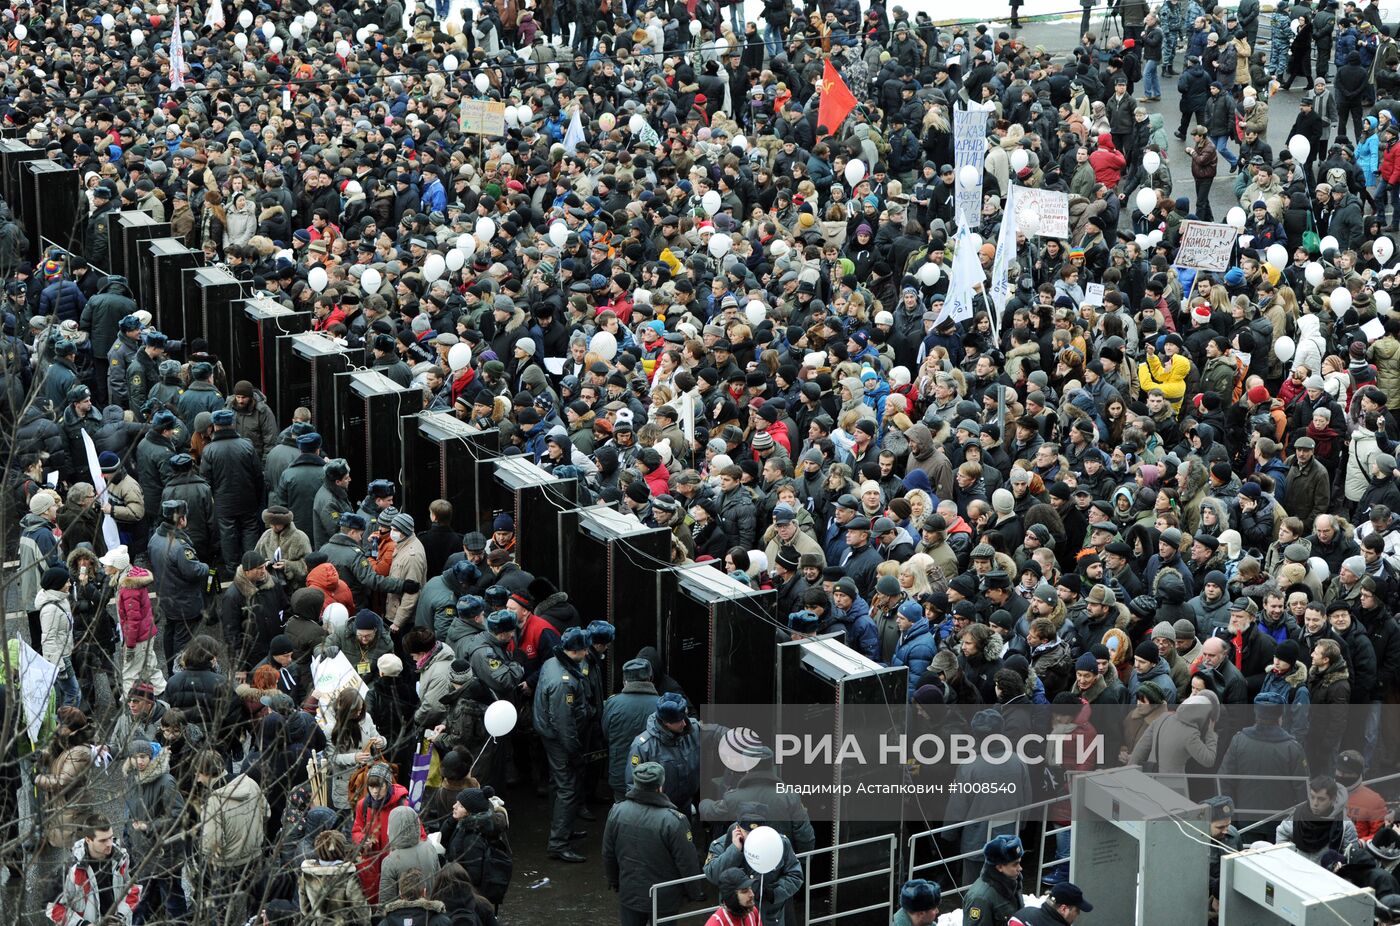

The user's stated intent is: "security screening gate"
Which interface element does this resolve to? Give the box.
[650,833,899,926]
[1219,843,1375,925]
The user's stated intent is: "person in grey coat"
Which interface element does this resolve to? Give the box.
[703,805,804,926]
[272,432,327,539]
[162,454,218,567]
[602,658,659,799]
[134,411,180,529]
[945,710,1033,885]
[263,422,312,497]
[376,805,438,907]
[603,761,703,926]
[312,457,355,550]
[122,738,186,916]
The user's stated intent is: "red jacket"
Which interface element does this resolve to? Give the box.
[1383,142,1400,184]
[352,783,412,905]
[1089,133,1127,188]
[307,562,354,611]
[117,567,157,645]
[644,462,672,497]
[1348,783,1388,840]
[706,907,762,926]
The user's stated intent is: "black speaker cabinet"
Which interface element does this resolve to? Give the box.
[137,238,202,340]
[777,637,907,926]
[288,332,357,457]
[493,456,576,581]
[408,411,501,532]
[563,506,670,693]
[232,297,308,419]
[111,212,169,302]
[660,562,778,705]
[185,265,243,362]
[0,140,41,218]
[337,370,421,502]
[21,160,79,257]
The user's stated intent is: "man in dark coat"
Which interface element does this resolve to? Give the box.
[219,552,291,671]
[271,432,326,538]
[601,761,703,926]
[962,834,1026,926]
[162,453,218,567]
[79,275,137,376]
[148,499,212,668]
[199,409,264,575]
[134,410,180,532]
[601,658,660,800]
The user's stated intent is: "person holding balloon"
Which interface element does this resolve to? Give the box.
[702,804,804,926]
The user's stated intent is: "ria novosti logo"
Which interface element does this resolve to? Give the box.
[718,727,768,772]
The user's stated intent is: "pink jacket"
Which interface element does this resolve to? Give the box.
[117,567,157,645]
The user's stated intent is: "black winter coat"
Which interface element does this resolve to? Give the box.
[199,429,263,516]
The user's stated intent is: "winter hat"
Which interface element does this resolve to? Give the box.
[1134,640,1159,663]
[391,513,415,535]
[991,488,1015,515]
[1074,652,1098,672]
[269,635,295,657]
[127,739,156,759]
[984,834,1024,865]
[367,762,393,783]
[632,761,666,790]
[900,880,941,913]
[1174,619,1198,641]
[354,609,381,631]
[1151,621,1175,641]
[40,565,70,591]
[377,653,404,677]
[1274,639,1301,669]
[655,692,688,723]
[449,659,473,685]
[100,546,131,572]
[29,492,55,515]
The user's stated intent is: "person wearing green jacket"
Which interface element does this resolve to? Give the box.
[962,834,1025,926]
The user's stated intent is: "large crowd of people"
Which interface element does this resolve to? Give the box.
[6,0,1400,923]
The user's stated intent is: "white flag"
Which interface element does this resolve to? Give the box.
[81,431,122,552]
[935,230,984,328]
[563,107,585,155]
[988,185,1019,319]
[205,0,225,30]
[169,4,187,90]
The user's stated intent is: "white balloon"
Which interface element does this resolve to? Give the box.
[1135,187,1157,215]
[238,9,253,28]
[731,134,748,151]
[484,700,517,737]
[915,262,941,285]
[745,300,767,325]
[1288,134,1311,163]
[1009,149,1029,172]
[844,159,866,186]
[14,24,26,40]
[599,112,616,131]
[355,26,371,43]
[1305,262,1325,287]
[1265,244,1288,271]
[1142,150,1161,174]
[743,826,784,874]
[444,54,459,72]
[1378,290,1394,315]
[1226,206,1246,230]
[708,234,733,258]
[308,267,328,292]
[1134,233,1149,249]
[590,331,618,361]
[474,72,490,93]
[1274,336,1295,362]
[1147,229,1163,246]
[269,36,283,53]
[548,222,569,248]
[423,253,446,283]
[261,21,275,39]
[131,28,145,45]
[233,31,247,49]
[335,39,350,57]
[1332,288,1353,313]
[1376,237,1395,263]
[360,268,382,294]
[446,249,466,271]
[964,233,983,251]
[323,602,349,631]
[1238,234,1254,249]
[448,342,473,372]
[629,114,646,134]
[101,13,115,29]
[1320,235,1339,254]
[958,165,979,189]
[304,11,318,27]
[503,105,519,127]
[701,190,722,215]
[289,20,303,38]
[689,19,702,36]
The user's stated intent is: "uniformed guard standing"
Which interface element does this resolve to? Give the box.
[961,834,1026,926]
[533,626,592,864]
[106,314,143,410]
[148,498,213,669]
[602,761,704,926]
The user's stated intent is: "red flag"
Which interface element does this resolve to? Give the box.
[816,59,858,138]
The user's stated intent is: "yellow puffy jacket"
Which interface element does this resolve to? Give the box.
[1138,352,1192,411]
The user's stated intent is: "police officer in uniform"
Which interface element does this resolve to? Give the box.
[126,331,169,412]
[533,626,592,863]
[0,309,28,423]
[962,834,1026,926]
[446,606,525,786]
[627,693,702,818]
[313,458,354,549]
[319,512,419,610]
[602,761,703,926]
[148,499,213,669]
[60,385,103,485]
[107,314,143,410]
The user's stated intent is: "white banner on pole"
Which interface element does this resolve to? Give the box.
[935,230,984,327]
[953,107,990,230]
[1173,221,1238,272]
[17,640,57,744]
[1010,186,1070,238]
[310,651,369,734]
[81,431,122,552]
[989,186,1019,319]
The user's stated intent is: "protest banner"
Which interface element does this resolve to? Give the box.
[460,99,507,136]
[1173,221,1238,272]
[310,651,369,733]
[953,106,990,230]
[1011,186,1070,238]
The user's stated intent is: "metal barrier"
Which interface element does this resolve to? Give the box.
[905,769,1400,902]
[650,833,899,926]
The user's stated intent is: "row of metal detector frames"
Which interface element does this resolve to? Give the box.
[19,144,1388,925]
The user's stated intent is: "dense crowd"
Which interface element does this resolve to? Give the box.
[7,0,1400,923]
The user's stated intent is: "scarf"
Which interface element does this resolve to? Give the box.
[415,641,444,671]
[1233,631,1245,670]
